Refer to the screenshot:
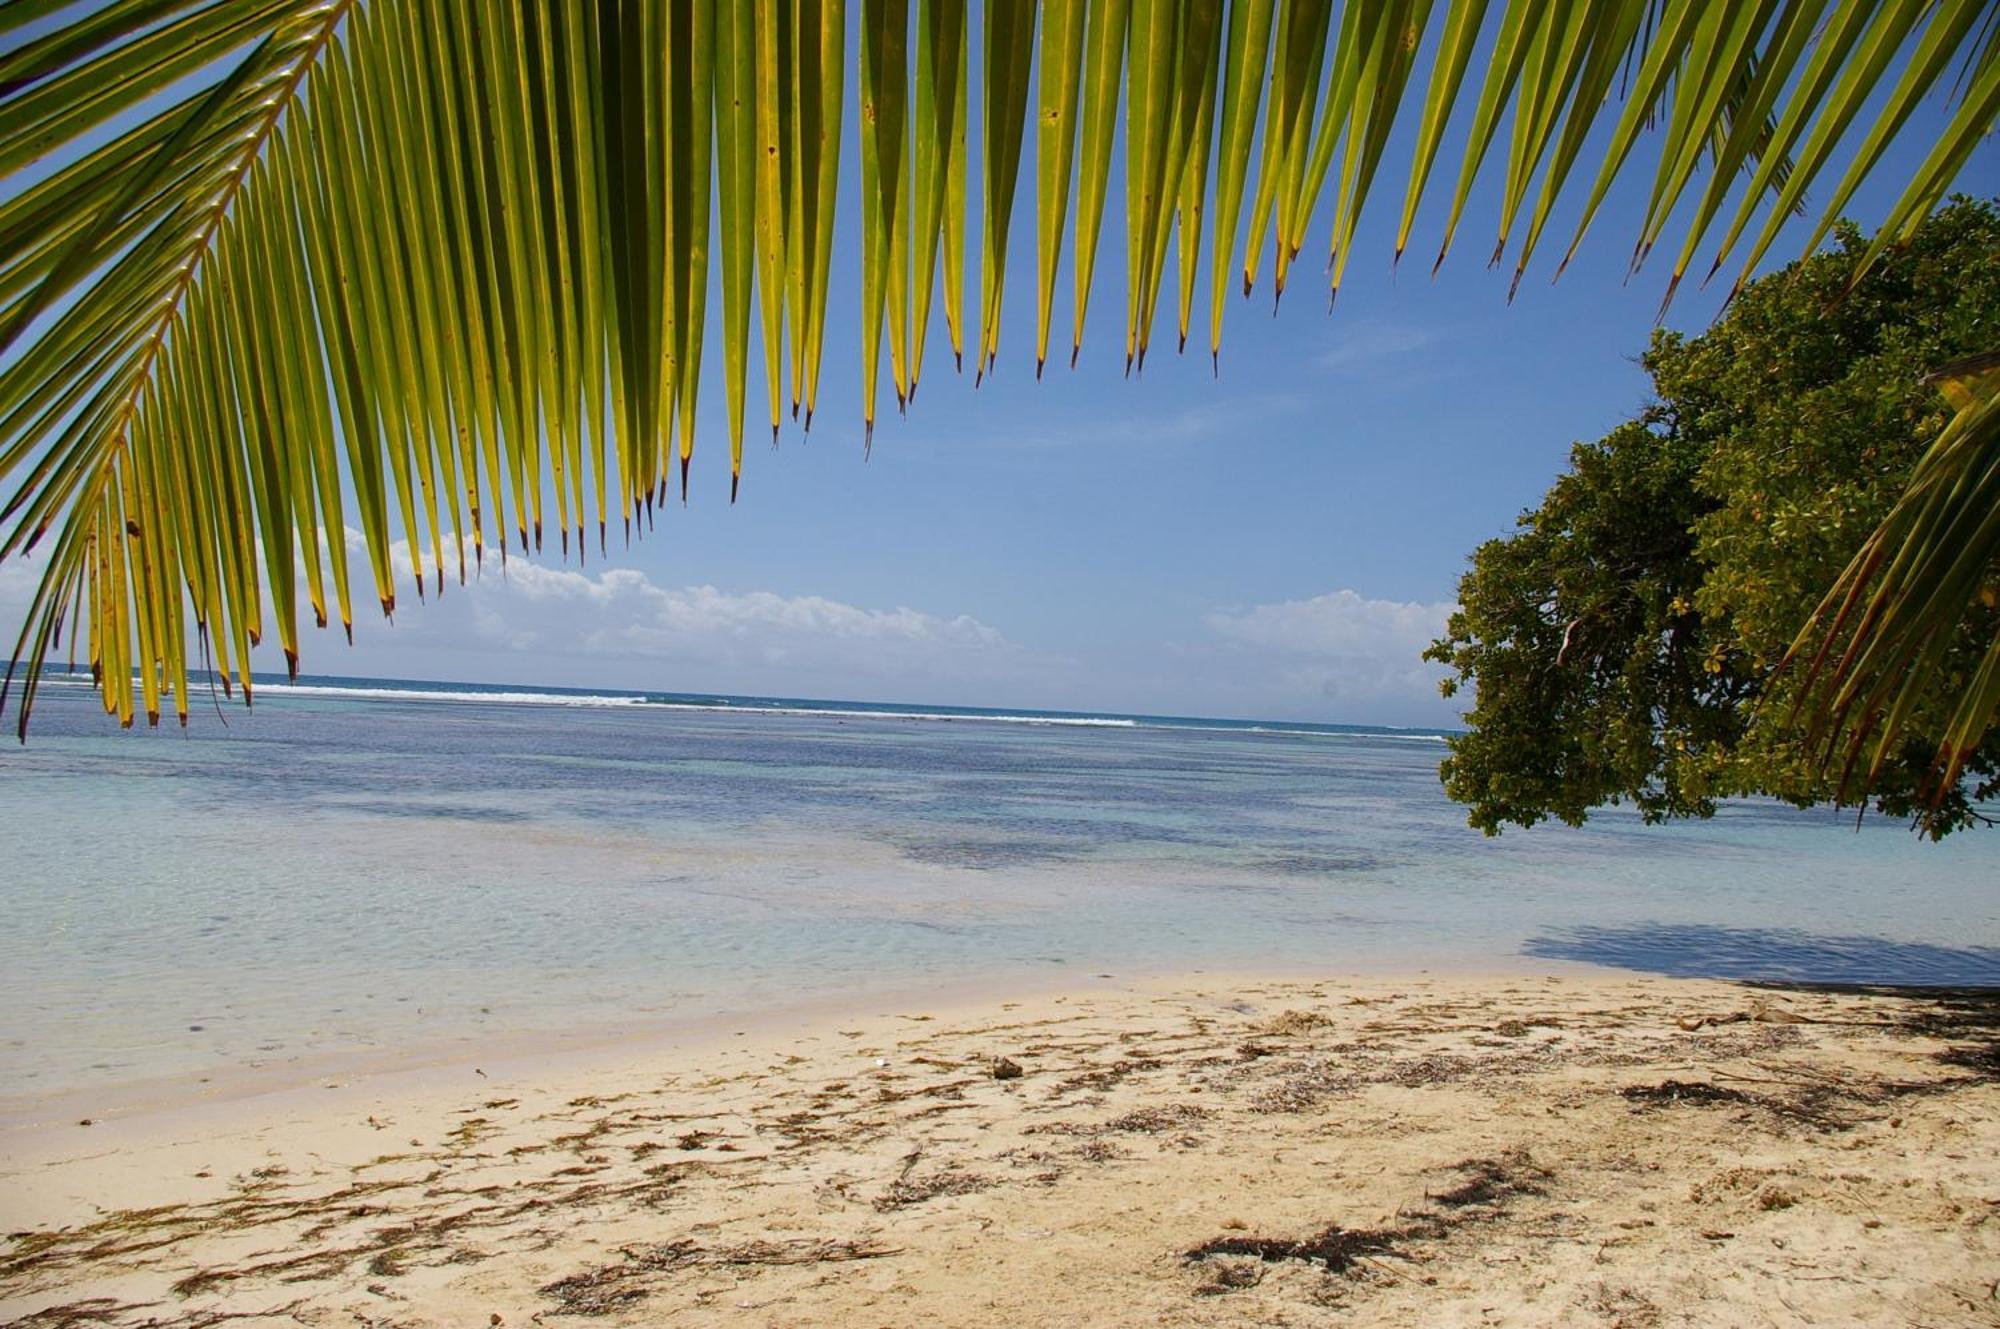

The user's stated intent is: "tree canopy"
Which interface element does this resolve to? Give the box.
[1426,197,2000,837]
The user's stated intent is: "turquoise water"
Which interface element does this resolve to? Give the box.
[1,675,1995,1099]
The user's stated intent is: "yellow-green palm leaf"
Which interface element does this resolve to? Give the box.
[2,0,1995,795]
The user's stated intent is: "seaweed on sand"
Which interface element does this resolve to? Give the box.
[2,1299,158,1329]
[1621,1080,1757,1108]
[1428,1151,1551,1208]
[1183,1153,1551,1292]
[873,1169,993,1211]
[1186,1224,1403,1275]
[538,1238,900,1316]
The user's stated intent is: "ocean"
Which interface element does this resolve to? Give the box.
[2,673,1996,1102]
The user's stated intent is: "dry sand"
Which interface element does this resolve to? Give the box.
[2,973,1996,1327]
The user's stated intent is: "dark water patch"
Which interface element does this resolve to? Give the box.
[1524,923,2000,987]
[881,917,973,936]
[911,812,1210,849]
[1036,817,1209,846]
[1174,879,1292,898]
[332,799,531,824]
[1254,851,1384,876]
[896,838,1081,870]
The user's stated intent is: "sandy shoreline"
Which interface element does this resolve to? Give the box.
[3,972,1996,1327]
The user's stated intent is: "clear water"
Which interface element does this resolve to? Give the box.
[1,677,1995,1099]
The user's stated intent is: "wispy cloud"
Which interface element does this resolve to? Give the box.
[1203,588,1458,723]
[954,391,1309,452]
[1316,323,1442,375]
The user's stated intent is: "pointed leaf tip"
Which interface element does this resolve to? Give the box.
[1656,272,1684,323]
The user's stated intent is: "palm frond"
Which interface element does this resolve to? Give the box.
[1,0,1995,761]
[1785,360,2000,821]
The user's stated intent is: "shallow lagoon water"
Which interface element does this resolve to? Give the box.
[1,680,1995,1098]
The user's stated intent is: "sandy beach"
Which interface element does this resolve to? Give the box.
[2,972,1996,1327]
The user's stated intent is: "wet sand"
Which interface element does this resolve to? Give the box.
[3,973,1996,1327]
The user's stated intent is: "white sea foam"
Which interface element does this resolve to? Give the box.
[253,682,648,708]
[1155,720,1449,742]
[638,702,1138,728]
[1272,728,1447,742]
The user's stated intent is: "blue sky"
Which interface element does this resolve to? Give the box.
[3,9,1994,727]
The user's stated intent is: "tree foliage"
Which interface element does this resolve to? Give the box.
[1426,198,2000,837]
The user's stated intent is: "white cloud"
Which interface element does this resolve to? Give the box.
[289,530,1037,700]
[1203,588,1458,724]
[476,562,1002,660]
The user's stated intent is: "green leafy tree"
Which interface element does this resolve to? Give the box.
[1426,198,2000,837]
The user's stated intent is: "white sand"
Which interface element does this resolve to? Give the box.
[3,972,1997,1326]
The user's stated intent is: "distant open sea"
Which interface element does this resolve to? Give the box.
[2,672,1996,1101]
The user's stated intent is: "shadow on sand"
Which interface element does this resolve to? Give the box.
[1521,922,2000,988]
